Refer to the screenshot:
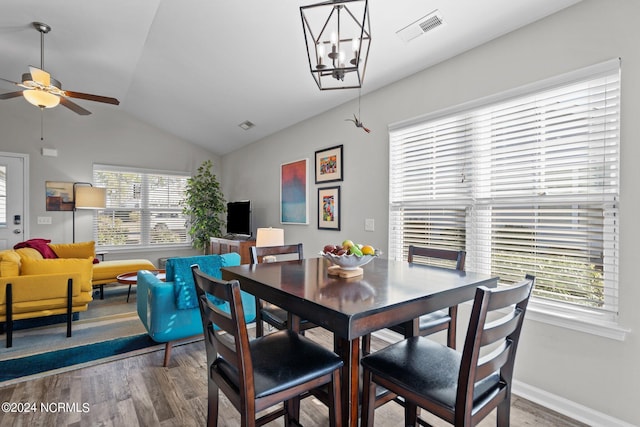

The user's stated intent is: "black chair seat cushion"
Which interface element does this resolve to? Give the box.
[261,305,313,330]
[389,309,451,335]
[361,336,501,410]
[213,330,343,399]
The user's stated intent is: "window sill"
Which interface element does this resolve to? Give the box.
[525,302,630,341]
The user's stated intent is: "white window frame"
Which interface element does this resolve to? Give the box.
[389,59,626,339]
[93,164,191,251]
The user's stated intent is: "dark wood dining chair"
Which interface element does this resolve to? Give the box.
[249,244,318,337]
[361,245,466,355]
[191,265,343,427]
[360,275,535,427]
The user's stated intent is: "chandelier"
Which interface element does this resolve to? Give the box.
[300,0,371,90]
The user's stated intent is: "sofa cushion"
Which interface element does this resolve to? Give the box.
[48,241,95,259]
[20,257,94,292]
[167,255,226,310]
[0,250,21,277]
[92,259,157,282]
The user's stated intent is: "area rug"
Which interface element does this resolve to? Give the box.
[0,285,164,384]
[0,334,159,382]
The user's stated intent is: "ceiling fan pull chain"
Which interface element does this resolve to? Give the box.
[40,108,44,141]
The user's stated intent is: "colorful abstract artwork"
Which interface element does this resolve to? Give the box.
[281,159,309,224]
[318,186,340,230]
[315,145,343,183]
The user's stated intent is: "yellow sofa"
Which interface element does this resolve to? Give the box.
[0,241,155,347]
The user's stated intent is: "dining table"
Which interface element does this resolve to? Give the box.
[221,256,498,427]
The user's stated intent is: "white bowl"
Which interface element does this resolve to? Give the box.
[320,251,378,270]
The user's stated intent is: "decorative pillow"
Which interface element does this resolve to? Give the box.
[0,250,21,277]
[49,241,95,259]
[167,255,224,310]
[20,256,93,291]
[13,238,58,259]
[15,247,45,262]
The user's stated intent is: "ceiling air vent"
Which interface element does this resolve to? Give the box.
[396,10,444,43]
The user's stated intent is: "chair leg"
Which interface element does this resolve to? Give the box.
[447,305,458,349]
[404,400,418,426]
[163,342,173,367]
[66,279,73,338]
[6,283,13,348]
[255,300,264,337]
[328,370,342,427]
[207,379,219,427]
[497,396,511,427]
[360,367,376,427]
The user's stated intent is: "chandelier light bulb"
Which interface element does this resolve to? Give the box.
[317,44,325,67]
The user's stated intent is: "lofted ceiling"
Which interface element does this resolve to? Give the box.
[0,0,581,155]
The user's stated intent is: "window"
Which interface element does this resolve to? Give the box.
[389,59,620,324]
[93,164,190,249]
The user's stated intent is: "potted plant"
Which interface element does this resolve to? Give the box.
[182,160,226,252]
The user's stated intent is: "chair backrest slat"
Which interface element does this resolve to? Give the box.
[407,245,466,271]
[480,310,522,346]
[250,244,304,264]
[475,341,511,382]
[456,276,535,416]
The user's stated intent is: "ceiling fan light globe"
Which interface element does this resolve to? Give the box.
[23,89,60,108]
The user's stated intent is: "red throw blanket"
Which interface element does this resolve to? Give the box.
[13,238,58,259]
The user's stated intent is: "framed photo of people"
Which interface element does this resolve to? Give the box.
[314,145,343,184]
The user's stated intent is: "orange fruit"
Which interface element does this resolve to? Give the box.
[361,245,375,255]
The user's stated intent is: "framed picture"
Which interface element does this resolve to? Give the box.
[315,144,343,183]
[281,158,309,224]
[45,181,75,211]
[318,186,340,230]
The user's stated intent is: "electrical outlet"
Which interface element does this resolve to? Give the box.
[37,216,52,225]
[365,218,375,231]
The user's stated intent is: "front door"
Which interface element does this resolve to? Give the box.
[0,153,28,250]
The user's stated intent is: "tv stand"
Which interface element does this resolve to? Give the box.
[210,237,255,264]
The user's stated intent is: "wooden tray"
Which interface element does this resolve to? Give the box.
[327,265,364,278]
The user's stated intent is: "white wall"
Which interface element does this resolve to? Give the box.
[0,97,218,263]
[221,1,640,424]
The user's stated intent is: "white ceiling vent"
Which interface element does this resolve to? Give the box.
[396,10,444,43]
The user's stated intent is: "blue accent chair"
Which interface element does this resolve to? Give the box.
[137,253,256,366]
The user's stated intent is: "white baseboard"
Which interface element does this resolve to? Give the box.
[511,380,633,427]
[370,331,634,427]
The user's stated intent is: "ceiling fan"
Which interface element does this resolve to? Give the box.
[0,22,119,115]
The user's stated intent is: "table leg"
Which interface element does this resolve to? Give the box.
[335,335,360,427]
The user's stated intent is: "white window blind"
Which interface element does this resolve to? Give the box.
[390,59,620,321]
[93,164,190,249]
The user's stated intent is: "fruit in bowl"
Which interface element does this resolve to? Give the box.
[321,240,380,270]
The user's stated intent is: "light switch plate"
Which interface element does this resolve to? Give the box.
[37,216,52,225]
[365,218,375,231]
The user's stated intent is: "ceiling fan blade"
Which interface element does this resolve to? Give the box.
[29,66,51,86]
[59,96,91,115]
[64,90,120,105]
[0,76,21,86]
[0,91,24,100]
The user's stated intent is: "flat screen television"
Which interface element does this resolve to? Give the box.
[226,200,252,237]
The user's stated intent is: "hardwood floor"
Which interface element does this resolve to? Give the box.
[0,328,587,427]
